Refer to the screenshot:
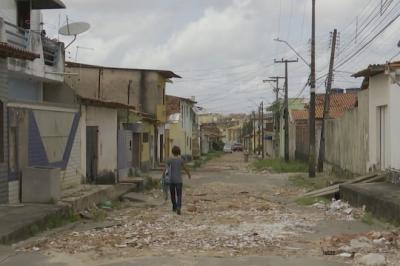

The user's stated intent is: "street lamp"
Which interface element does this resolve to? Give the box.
[274,38,310,68]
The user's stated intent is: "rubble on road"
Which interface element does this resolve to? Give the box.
[20,182,321,258]
[321,231,399,266]
[312,199,364,221]
[356,253,386,266]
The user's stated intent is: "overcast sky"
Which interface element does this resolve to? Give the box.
[43,0,400,114]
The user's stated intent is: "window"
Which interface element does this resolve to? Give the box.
[17,1,31,29]
[142,133,149,143]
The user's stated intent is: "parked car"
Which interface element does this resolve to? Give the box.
[223,144,233,153]
[232,143,243,152]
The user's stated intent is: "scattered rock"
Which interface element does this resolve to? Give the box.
[338,252,353,258]
[372,238,386,247]
[357,253,386,266]
[350,238,372,250]
[187,206,197,213]
[343,208,353,215]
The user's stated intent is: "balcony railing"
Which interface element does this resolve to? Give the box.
[42,36,59,66]
[4,21,29,50]
[3,20,61,67]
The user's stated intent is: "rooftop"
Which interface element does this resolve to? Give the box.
[352,61,400,78]
[65,61,182,79]
[291,92,357,121]
[166,95,197,116]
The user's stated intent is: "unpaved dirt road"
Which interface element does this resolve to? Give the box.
[1,153,399,266]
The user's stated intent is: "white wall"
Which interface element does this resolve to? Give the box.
[0,0,17,24]
[368,74,391,171]
[85,106,118,172]
[388,79,400,170]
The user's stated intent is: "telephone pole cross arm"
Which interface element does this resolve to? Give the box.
[263,76,284,158]
[274,59,298,162]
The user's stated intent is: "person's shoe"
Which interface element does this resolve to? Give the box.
[172,208,177,212]
[176,209,181,215]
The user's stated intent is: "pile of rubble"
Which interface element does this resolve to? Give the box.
[22,182,320,257]
[312,199,365,221]
[321,231,400,266]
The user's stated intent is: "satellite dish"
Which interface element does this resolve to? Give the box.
[58,20,90,49]
[59,22,90,36]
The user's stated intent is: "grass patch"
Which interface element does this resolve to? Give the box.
[362,212,374,225]
[296,196,330,206]
[189,151,223,169]
[144,176,161,190]
[289,174,328,191]
[252,159,307,173]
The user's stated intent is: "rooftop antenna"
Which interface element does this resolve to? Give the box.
[75,45,94,61]
[58,16,90,49]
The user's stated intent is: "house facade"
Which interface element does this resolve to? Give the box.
[62,62,180,180]
[353,62,400,176]
[166,95,197,160]
[0,0,84,204]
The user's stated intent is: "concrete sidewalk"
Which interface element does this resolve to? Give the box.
[340,182,400,223]
[0,184,135,244]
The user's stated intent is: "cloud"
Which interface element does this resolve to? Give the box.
[42,0,398,113]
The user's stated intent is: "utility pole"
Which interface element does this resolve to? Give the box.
[318,29,337,172]
[264,76,284,158]
[252,111,256,154]
[258,105,261,155]
[261,101,265,159]
[274,59,298,162]
[309,0,317,178]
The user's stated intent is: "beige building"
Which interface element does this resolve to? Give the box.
[48,62,180,182]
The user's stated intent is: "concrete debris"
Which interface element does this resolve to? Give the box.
[338,252,353,258]
[311,199,363,221]
[21,182,321,257]
[322,231,399,265]
[357,253,386,266]
[350,238,372,250]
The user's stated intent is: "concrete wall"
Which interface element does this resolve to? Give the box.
[0,0,17,24]
[324,90,369,175]
[85,105,118,174]
[43,82,77,105]
[368,74,390,171]
[0,58,8,204]
[8,78,42,102]
[7,103,81,202]
[140,121,155,171]
[367,72,400,171]
[388,78,400,171]
[65,66,166,115]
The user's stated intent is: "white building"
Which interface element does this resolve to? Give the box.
[353,62,400,175]
[0,0,83,204]
[166,95,197,160]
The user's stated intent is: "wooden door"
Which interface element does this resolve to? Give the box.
[86,126,98,183]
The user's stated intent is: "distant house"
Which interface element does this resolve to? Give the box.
[200,123,222,154]
[166,95,197,160]
[277,98,308,160]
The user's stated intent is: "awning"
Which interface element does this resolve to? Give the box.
[17,0,66,10]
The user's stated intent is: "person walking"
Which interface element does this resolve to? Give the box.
[165,146,191,215]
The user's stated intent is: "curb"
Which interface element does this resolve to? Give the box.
[0,184,135,245]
